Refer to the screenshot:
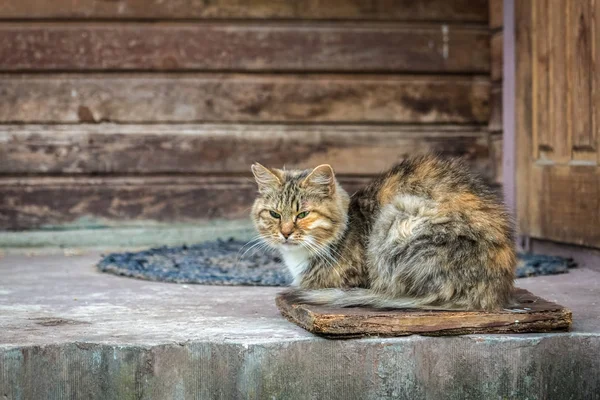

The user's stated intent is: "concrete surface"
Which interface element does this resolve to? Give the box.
[1,253,599,400]
[0,219,255,251]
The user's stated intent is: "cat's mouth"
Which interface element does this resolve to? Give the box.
[280,241,300,248]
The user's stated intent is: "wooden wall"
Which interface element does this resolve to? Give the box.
[0,0,492,231]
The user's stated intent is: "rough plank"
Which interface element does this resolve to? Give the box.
[532,0,551,162]
[0,124,492,179]
[489,0,504,30]
[491,31,504,81]
[0,74,490,124]
[276,288,572,338]
[488,84,502,132]
[567,0,596,163]
[0,176,369,231]
[515,0,532,236]
[0,23,490,73]
[489,132,503,185]
[547,0,570,163]
[594,0,600,164]
[0,0,489,21]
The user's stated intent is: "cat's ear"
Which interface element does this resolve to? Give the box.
[301,164,336,195]
[251,163,282,192]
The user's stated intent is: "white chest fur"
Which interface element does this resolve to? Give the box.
[279,246,311,286]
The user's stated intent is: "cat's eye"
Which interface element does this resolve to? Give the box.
[269,211,281,219]
[297,211,310,219]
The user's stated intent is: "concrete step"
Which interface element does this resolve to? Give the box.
[1,253,599,400]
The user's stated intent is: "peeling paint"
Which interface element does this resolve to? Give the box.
[441,25,449,60]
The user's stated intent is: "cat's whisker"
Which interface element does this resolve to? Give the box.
[301,242,333,272]
[235,235,264,255]
[308,237,349,267]
[235,234,277,266]
[306,241,343,281]
[302,240,338,273]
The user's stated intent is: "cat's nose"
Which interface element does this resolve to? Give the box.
[281,222,294,239]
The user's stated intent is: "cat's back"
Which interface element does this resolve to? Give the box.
[358,155,495,207]
[354,155,512,239]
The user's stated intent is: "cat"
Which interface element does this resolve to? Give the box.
[250,155,516,311]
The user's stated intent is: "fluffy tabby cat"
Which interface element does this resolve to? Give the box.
[250,155,516,311]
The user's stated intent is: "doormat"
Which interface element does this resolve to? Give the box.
[97,238,577,285]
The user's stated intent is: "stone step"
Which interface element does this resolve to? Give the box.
[1,253,599,399]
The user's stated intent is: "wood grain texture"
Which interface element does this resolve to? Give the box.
[516,0,533,236]
[0,23,490,73]
[0,176,368,230]
[529,165,600,247]
[488,84,502,132]
[489,132,503,185]
[567,0,596,162]
[0,74,490,124]
[491,31,504,81]
[276,288,572,338]
[489,0,504,30]
[548,0,570,163]
[0,124,492,179]
[0,0,489,21]
[594,0,600,163]
[532,0,551,162]
[594,0,600,164]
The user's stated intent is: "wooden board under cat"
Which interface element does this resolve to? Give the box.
[276,288,572,338]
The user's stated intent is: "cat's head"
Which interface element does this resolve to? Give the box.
[250,163,350,252]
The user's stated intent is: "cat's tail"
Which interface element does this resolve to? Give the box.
[283,288,467,311]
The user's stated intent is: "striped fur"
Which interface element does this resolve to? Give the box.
[251,155,516,311]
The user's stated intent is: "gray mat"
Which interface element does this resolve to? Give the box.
[97,238,577,286]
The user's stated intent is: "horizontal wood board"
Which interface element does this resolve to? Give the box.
[0,24,489,73]
[276,288,572,338]
[0,176,369,230]
[0,0,489,21]
[0,74,490,123]
[0,124,491,177]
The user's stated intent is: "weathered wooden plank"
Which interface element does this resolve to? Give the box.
[567,0,596,163]
[0,23,490,73]
[515,0,533,236]
[0,0,489,21]
[0,74,490,124]
[276,288,571,337]
[548,0,570,163]
[0,124,492,179]
[529,165,600,248]
[0,176,369,230]
[594,0,600,164]
[491,31,504,81]
[489,132,503,185]
[489,0,504,30]
[532,0,551,161]
[488,84,503,132]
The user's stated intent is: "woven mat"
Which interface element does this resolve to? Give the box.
[97,238,577,285]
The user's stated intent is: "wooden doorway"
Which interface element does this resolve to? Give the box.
[516,0,600,249]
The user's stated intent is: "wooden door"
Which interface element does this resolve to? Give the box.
[516,0,600,248]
